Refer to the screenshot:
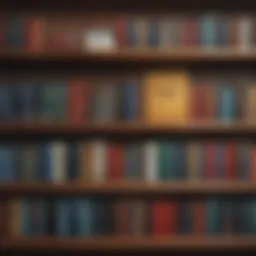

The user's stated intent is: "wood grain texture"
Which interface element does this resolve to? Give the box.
[2,236,256,252]
[1,181,256,196]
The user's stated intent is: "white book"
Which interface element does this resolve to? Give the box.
[91,141,107,182]
[51,142,67,183]
[238,16,252,51]
[144,141,158,182]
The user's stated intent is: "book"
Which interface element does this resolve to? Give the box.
[186,141,201,179]
[124,143,142,180]
[224,142,237,179]
[67,143,79,181]
[178,200,192,233]
[200,14,217,47]
[26,17,46,51]
[147,19,160,47]
[144,141,158,182]
[107,142,124,181]
[205,198,221,234]
[68,80,88,123]
[9,200,21,237]
[238,16,252,50]
[217,85,236,123]
[38,143,52,181]
[0,84,13,121]
[93,83,117,122]
[19,144,37,181]
[51,142,67,183]
[245,85,256,121]
[56,199,71,237]
[127,18,137,46]
[143,71,190,124]
[91,141,107,182]
[216,16,229,46]
[204,141,216,179]
[192,201,205,234]
[215,142,225,178]
[79,142,92,182]
[21,199,31,236]
[121,80,139,120]
[5,16,24,48]
[236,142,251,179]
[18,83,38,121]
[0,145,16,181]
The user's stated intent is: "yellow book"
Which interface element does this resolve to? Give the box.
[143,71,191,124]
[245,86,256,122]
[186,141,201,180]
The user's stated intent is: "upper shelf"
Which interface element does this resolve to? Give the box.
[1,49,256,63]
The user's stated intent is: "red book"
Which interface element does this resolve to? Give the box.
[204,141,216,179]
[114,200,131,235]
[26,17,46,51]
[251,146,256,182]
[68,80,88,123]
[192,201,205,234]
[152,201,177,235]
[191,84,209,121]
[115,17,127,48]
[224,141,236,179]
[180,18,198,47]
[107,143,124,181]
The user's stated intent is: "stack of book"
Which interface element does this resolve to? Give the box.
[1,74,256,124]
[1,14,256,52]
[0,139,254,182]
[8,197,256,237]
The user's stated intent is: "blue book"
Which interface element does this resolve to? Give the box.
[124,144,141,180]
[38,143,52,181]
[75,199,92,236]
[0,145,16,181]
[200,15,217,47]
[5,17,24,48]
[122,81,139,120]
[0,84,13,121]
[147,20,160,46]
[56,199,71,237]
[19,83,38,121]
[218,86,235,122]
[127,19,137,46]
[21,199,31,236]
[215,143,225,178]
[206,198,221,234]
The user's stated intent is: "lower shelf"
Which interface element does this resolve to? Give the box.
[2,236,256,252]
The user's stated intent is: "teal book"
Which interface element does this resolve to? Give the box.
[75,199,92,236]
[21,199,31,236]
[124,144,142,180]
[236,142,251,179]
[147,19,160,46]
[158,141,171,180]
[200,15,217,47]
[206,198,221,234]
[56,199,71,237]
[218,86,236,122]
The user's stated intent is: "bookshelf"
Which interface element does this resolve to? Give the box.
[2,0,256,255]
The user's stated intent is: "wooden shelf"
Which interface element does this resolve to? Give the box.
[3,236,256,252]
[1,49,256,63]
[1,181,256,196]
[1,122,256,135]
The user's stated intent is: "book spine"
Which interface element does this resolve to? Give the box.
[67,143,79,181]
[186,141,201,180]
[224,141,236,179]
[236,142,251,179]
[51,142,67,183]
[192,201,205,234]
[127,19,137,46]
[91,141,107,182]
[200,15,217,47]
[204,141,216,179]
[238,16,252,50]
[21,199,31,236]
[38,143,52,181]
[114,199,130,235]
[56,199,71,237]
[215,142,225,179]
[0,84,13,121]
[5,17,24,48]
[144,141,158,182]
[76,199,92,236]
[107,143,124,181]
[147,19,160,47]
[206,198,220,234]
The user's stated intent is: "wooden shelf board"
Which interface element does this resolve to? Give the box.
[1,49,256,62]
[1,181,256,195]
[3,236,256,251]
[1,122,256,135]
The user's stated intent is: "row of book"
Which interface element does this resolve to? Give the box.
[2,77,256,123]
[7,197,256,236]
[2,15,256,51]
[0,140,255,182]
